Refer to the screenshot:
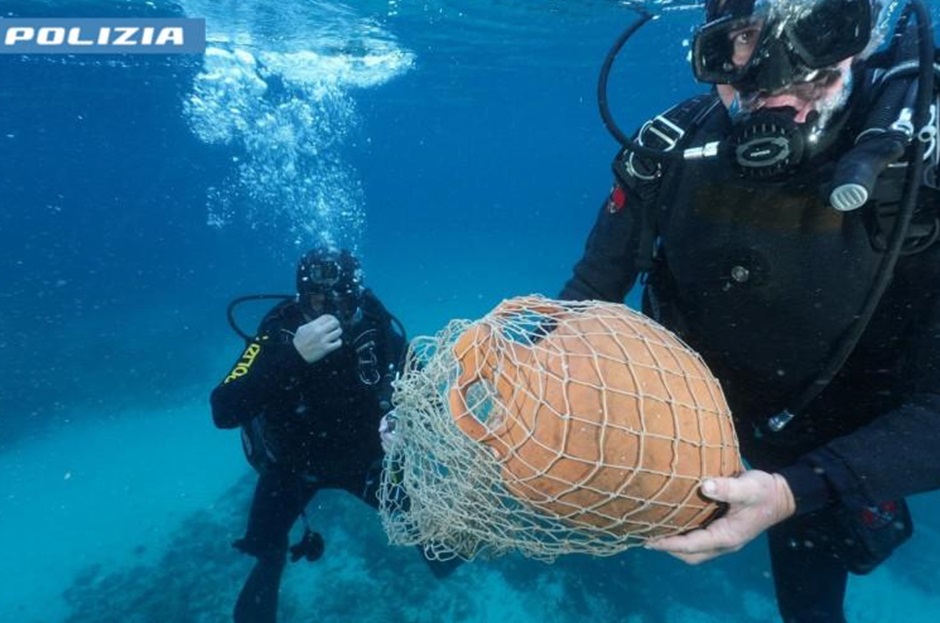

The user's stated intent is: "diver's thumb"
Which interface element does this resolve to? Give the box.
[699,477,739,503]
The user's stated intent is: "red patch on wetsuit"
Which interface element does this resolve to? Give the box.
[860,500,898,529]
[606,184,627,214]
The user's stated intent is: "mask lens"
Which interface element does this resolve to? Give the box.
[786,0,871,68]
[309,261,340,287]
[298,262,341,296]
[693,16,766,84]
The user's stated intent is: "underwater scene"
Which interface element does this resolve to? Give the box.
[2,0,940,621]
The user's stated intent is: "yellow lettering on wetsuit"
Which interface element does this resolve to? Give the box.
[224,342,262,383]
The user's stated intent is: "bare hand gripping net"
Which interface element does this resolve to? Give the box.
[379,295,742,561]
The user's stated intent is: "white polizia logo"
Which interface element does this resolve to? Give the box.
[6,26,182,46]
[0,18,205,54]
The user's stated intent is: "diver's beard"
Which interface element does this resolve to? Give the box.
[733,60,853,126]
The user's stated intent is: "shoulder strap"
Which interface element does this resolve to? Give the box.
[361,289,407,366]
[613,93,719,184]
[256,299,300,344]
[611,93,721,272]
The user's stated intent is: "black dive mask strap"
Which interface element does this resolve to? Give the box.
[706,0,757,22]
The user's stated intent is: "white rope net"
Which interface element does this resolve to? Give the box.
[378,295,742,562]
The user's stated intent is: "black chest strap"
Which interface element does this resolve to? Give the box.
[611,93,721,272]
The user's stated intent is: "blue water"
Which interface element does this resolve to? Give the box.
[1,1,938,621]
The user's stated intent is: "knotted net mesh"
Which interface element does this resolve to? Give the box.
[378,296,742,561]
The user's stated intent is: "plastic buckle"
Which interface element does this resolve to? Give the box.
[918,102,937,155]
[626,114,686,181]
[767,410,796,432]
[645,114,686,150]
[890,108,915,138]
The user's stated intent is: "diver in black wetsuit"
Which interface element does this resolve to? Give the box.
[211,247,456,623]
[562,1,939,621]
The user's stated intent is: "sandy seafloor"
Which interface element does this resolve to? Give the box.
[1,402,938,622]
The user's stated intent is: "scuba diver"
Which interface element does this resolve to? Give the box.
[211,247,456,623]
[561,0,938,620]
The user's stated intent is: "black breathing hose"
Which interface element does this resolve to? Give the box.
[226,294,294,342]
[597,9,687,161]
[226,293,409,348]
[779,0,935,424]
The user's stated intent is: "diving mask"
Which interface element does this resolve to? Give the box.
[692,0,873,94]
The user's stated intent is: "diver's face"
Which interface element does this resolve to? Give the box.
[302,290,359,323]
[728,18,763,68]
[717,56,853,124]
[303,292,328,319]
[709,1,863,124]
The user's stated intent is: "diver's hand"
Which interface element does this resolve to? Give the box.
[292,314,343,363]
[379,410,398,453]
[645,470,796,564]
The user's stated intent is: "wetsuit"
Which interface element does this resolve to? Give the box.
[211,290,403,623]
[560,83,940,621]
